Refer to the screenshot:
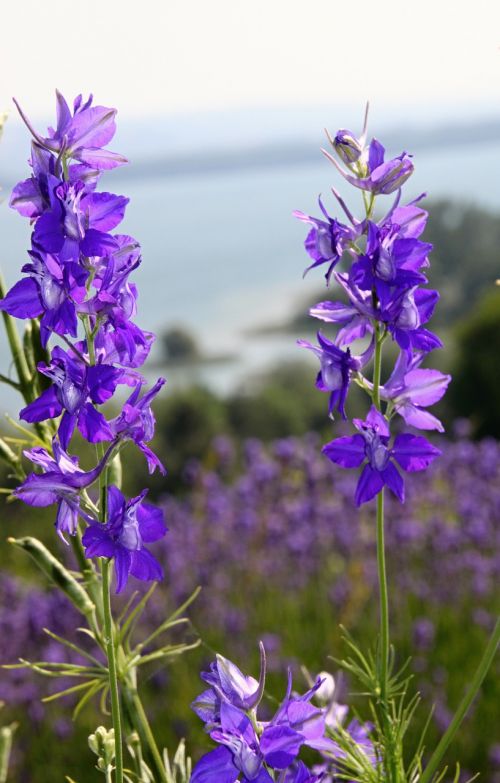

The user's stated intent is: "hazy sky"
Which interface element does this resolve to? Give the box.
[2,0,499,120]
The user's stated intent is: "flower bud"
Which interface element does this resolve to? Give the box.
[333,129,363,164]
[89,726,115,765]
[0,723,16,783]
[315,671,336,703]
[374,154,414,195]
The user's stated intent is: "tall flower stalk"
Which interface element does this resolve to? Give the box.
[294,107,498,780]
[0,91,198,782]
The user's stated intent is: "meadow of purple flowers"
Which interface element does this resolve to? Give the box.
[2,427,499,779]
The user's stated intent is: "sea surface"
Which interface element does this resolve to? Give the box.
[0,128,499,410]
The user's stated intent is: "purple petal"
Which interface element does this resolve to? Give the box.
[73,147,128,170]
[87,365,121,404]
[67,105,117,150]
[0,278,43,318]
[113,547,131,593]
[191,747,238,783]
[414,288,439,323]
[397,402,444,432]
[82,526,116,559]
[392,433,441,472]
[33,212,64,254]
[260,725,304,769]
[19,386,61,423]
[13,475,58,507]
[355,464,384,506]
[402,369,451,407]
[80,228,118,257]
[55,90,72,133]
[248,769,274,783]
[309,300,358,324]
[368,138,385,171]
[55,499,79,539]
[137,502,167,542]
[88,192,129,231]
[365,406,390,437]
[138,442,166,475]
[129,548,163,583]
[381,462,404,502]
[58,412,77,450]
[10,178,44,218]
[77,404,113,443]
[322,435,365,468]
[191,688,219,724]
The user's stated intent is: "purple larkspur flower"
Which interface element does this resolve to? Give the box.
[19,346,122,448]
[298,332,374,418]
[14,440,113,540]
[14,90,127,170]
[381,351,451,432]
[108,378,166,474]
[79,235,141,320]
[0,249,88,345]
[32,175,126,262]
[94,318,155,371]
[9,140,100,221]
[349,220,431,300]
[82,486,166,593]
[194,642,266,723]
[293,197,355,283]
[192,650,338,782]
[311,274,442,354]
[322,406,441,505]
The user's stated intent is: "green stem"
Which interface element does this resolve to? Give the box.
[376,489,389,699]
[86,316,123,783]
[128,688,168,783]
[371,324,396,781]
[372,325,383,410]
[102,559,124,783]
[420,617,500,783]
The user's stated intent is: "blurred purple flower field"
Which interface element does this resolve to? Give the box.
[2,425,499,780]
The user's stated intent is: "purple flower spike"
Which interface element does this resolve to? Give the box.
[82,486,166,593]
[322,406,441,506]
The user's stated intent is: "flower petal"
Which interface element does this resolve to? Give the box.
[392,433,441,472]
[355,464,384,506]
[322,435,365,468]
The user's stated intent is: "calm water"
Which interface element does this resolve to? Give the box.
[0,139,498,408]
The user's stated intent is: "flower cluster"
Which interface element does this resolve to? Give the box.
[1,91,166,591]
[294,108,450,505]
[190,646,374,782]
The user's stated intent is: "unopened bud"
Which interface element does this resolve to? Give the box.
[333,129,363,164]
[88,726,115,765]
[315,671,336,703]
